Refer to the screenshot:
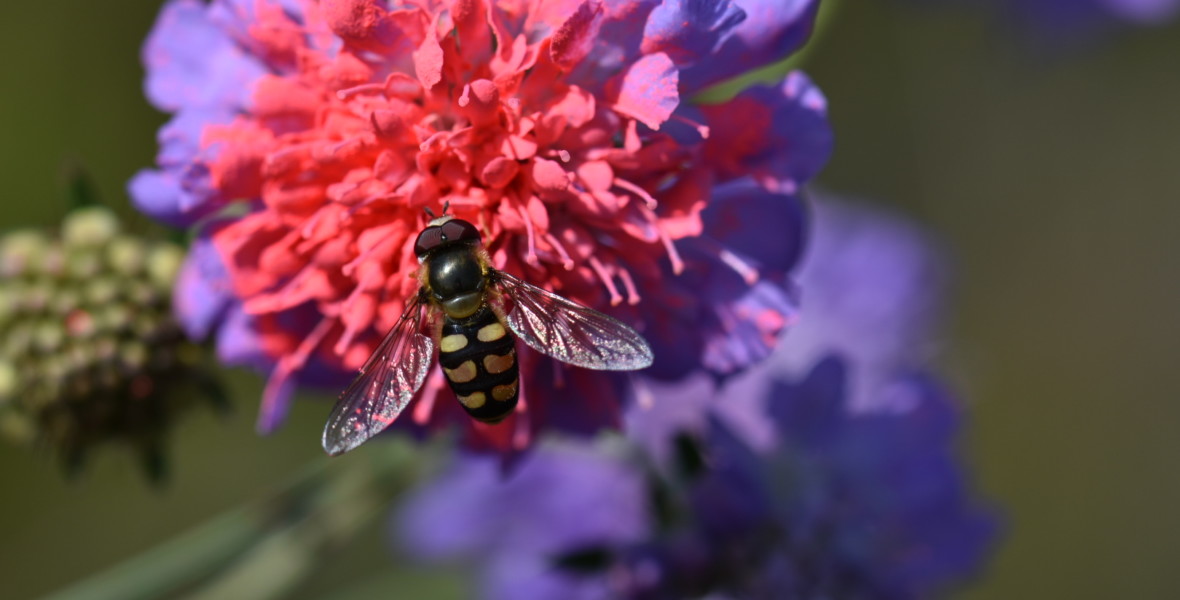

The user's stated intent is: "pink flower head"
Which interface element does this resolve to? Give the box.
[132,0,832,452]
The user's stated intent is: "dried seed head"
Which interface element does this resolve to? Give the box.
[0,207,226,483]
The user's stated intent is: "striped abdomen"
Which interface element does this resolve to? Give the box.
[437,305,518,423]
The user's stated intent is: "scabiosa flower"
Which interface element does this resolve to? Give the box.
[394,196,996,598]
[0,207,224,482]
[768,195,949,412]
[399,441,651,599]
[131,0,832,450]
[397,359,995,599]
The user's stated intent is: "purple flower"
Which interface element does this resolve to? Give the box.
[394,197,997,598]
[775,195,949,413]
[396,358,995,599]
[626,194,950,460]
[397,443,651,600]
[132,0,831,451]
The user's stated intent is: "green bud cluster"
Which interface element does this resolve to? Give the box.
[0,207,223,482]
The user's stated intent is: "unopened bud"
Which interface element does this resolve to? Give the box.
[61,206,120,247]
[147,243,184,289]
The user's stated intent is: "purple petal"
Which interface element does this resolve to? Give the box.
[772,195,949,412]
[134,110,232,227]
[397,443,650,558]
[681,0,820,92]
[257,360,297,434]
[173,235,232,340]
[127,168,218,228]
[625,373,712,463]
[641,0,747,65]
[143,0,267,112]
[701,177,807,277]
[155,109,231,167]
[484,558,613,600]
[397,456,504,558]
[690,417,775,540]
[701,71,833,193]
[214,304,269,368]
[700,279,797,373]
[524,356,627,438]
[210,0,309,34]
[609,52,680,130]
[764,355,848,447]
[643,179,805,378]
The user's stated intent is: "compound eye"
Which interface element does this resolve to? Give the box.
[414,226,444,258]
[440,219,481,244]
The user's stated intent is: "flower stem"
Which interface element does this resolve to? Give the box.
[40,440,428,600]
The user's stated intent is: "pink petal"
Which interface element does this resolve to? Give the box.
[609,52,680,130]
[414,24,444,89]
[530,158,569,193]
[480,156,520,188]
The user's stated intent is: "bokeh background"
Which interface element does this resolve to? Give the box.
[2,1,1178,598]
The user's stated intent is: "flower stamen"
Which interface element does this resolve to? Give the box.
[617,265,641,305]
[670,113,711,139]
[588,256,624,306]
[639,205,684,275]
[614,177,658,209]
[697,236,760,285]
[543,232,576,271]
[517,203,540,266]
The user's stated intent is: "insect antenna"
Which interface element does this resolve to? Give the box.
[423,201,451,221]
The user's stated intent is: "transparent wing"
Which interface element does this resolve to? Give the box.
[492,270,653,371]
[322,293,435,456]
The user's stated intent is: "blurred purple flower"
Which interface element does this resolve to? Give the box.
[394,197,997,598]
[398,443,651,599]
[626,195,949,461]
[775,195,948,413]
[396,358,995,599]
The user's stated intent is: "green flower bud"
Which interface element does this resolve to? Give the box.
[66,249,103,279]
[0,206,225,484]
[85,278,120,306]
[61,206,120,247]
[106,235,146,276]
[32,320,65,353]
[147,243,184,289]
[0,231,49,277]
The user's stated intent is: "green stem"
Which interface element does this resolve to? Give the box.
[40,442,425,600]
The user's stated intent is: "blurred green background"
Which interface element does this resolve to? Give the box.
[1,1,1179,598]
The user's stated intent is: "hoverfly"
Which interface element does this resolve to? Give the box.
[322,213,654,455]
